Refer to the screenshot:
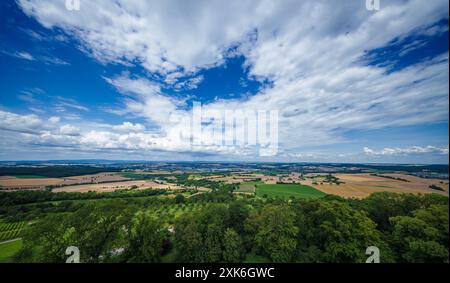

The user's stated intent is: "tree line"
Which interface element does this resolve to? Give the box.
[0,166,121,178]
[10,191,448,263]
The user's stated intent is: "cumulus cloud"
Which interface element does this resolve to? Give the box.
[11,0,450,160]
[58,124,80,136]
[0,110,48,134]
[364,146,449,156]
[113,122,146,133]
[105,74,188,128]
[48,116,60,124]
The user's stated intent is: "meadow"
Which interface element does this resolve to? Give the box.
[256,184,326,199]
[0,239,23,263]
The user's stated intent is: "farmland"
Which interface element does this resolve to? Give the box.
[255,184,327,199]
[53,180,178,193]
[0,221,26,241]
[0,163,448,263]
[0,172,130,191]
[14,175,48,179]
[302,173,449,199]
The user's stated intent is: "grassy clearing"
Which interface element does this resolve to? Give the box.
[0,239,22,263]
[236,185,256,193]
[256,184,326,199]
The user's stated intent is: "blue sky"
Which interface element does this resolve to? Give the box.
[0,0,448,163]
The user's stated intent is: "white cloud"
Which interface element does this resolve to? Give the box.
[12,0,450,160]
[1,49,69,65]
[15,51,35,61]
[59,124,80,136]
[48,116,60,123]
[364,146,449,156]
[113,122,146,133]
[41,56,70,66]
[0,110,47,134]
[53,96,89,112]
[105,74,187,127]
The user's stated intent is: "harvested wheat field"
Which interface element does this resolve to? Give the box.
[52,180,189,193]
[304,173,449,199]
[59,172,130,185]
[0,176,63,190]
[0,172,130,190]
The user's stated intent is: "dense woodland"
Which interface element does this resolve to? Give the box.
[1,186,447,263]
[0,166,121,178]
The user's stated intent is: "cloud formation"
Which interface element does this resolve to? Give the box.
[364,146,449,156]
[5,0,449,161]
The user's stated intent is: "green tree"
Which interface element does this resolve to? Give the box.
[174,194,185,204]
[227,201,249,233]
[174,204,232,262]
[293,200,390,263]
[71,201,132,262]
[222,228,244,263]
[413,204,449,248]
[359,192,418,231]
[203,223,223,262]
[124,214,165,262]
[16,213,75,262]
[245,204,298,262]
[390,204,449,262]
[174,215,204,262]
[15,200,133,263]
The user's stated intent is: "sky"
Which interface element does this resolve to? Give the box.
[0,0,448,164]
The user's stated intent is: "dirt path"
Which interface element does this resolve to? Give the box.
[0,238,22,245]
[186,192,206,198]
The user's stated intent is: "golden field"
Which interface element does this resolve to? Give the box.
[301,173,449,199]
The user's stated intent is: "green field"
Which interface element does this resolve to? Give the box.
[0,239,22,263]
[241,181,264,186]
[235,186,255,193]
[256,184,326,199]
